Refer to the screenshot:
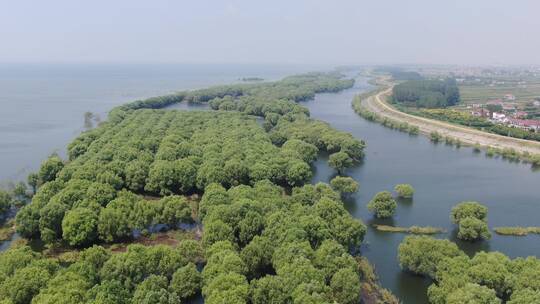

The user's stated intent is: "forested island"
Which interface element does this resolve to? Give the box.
[0,72,401,304]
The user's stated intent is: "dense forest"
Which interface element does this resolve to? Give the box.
[374,67,424,81]
[390,71,423,81]
[0,72,392,304]
[392,79,460,108]
[2,181,369,304]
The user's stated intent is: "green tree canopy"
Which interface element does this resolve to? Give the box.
[330,176,359,194]
[450,201,488,224]
[398,236,464,278]
[457,217,491,241]
[367,191,397,218]
[62,208,99,247]
[0,190,11,215]
[38,155,64,183]
[394,184,414,198]
[170,263,202,300]
[328,152,353,174]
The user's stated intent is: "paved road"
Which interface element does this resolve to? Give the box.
[362,87,540,155]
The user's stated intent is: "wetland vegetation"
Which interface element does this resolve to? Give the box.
[0,72,400,304]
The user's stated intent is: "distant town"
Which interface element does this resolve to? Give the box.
[469,95,540,132]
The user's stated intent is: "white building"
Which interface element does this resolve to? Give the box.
[492,112,507,122]
[504,94,516,101]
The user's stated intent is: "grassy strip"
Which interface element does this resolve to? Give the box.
[353,95,419,135]
[373,224,445,235]
[483,146,540,165]
[494,227,540,236]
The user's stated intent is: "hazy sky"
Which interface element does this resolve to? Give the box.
[1,0,540,65]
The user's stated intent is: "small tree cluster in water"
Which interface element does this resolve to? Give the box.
[451,201,491,241]
[398,236,540,303]
[367,191,397,218]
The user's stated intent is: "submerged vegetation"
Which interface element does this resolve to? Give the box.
[373,225,444,235]
[494,227,540,236]
[330,176,359,195]
[367,191,397,218]
[398,235,540,304]
[394,184,414,198]
[450,201,491,241]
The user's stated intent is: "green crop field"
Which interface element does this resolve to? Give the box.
[459,78,540,104]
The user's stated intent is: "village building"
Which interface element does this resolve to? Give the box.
[507,118,540,132]
[514,111,528,119]
[486,99,503,105]
[502,103,516,111]
[471,108,490,118]
[492,112,507,122]
[504,94,516,101]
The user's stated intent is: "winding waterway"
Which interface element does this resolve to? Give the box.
[307,76,540,304]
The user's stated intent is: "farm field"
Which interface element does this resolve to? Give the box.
[459,77,540,104]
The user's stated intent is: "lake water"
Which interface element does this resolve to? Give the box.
[1,66,539,303]
[0,63,324,184]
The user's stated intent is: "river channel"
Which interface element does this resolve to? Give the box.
[307,76,540,304]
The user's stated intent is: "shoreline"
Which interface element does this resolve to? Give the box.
[359,80,540,156]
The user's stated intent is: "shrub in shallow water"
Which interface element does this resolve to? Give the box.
[394,184,414,198]
[367,191,397,218]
